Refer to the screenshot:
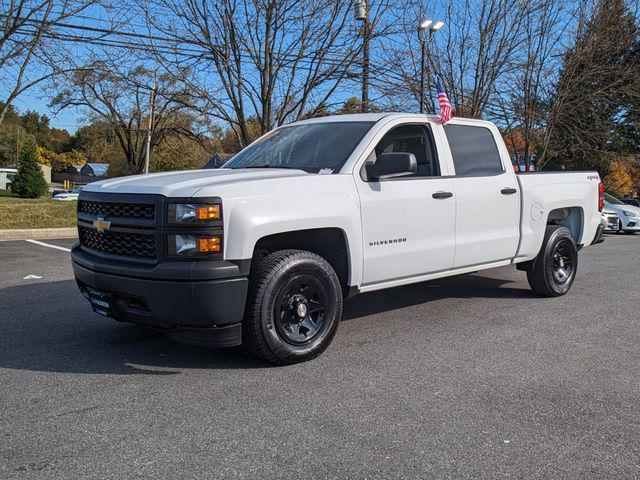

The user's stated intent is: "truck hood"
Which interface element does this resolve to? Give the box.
[83,168,308,197]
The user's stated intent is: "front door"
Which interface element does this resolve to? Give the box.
[356,123,456,286]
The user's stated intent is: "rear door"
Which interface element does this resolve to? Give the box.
[443,123,520,268]
[356,122,456,286]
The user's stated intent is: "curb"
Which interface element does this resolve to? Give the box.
[0,227,77,241]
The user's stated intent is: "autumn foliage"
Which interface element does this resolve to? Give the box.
[603,161,634,197]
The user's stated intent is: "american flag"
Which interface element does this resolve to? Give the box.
[435,75,453,124]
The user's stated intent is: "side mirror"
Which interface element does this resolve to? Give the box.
[365,152,417,180]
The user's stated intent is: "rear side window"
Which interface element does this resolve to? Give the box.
[444,125,504,176]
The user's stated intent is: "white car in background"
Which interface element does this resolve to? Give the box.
[604,193,640,233]
[52,186,84,201]
[601,209,620,233]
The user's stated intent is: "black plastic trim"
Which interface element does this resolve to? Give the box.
[77,191,224,263]
[71,244,242,281]
[73,261,248,331]
[432,191,453,199]
[346,285,360,299]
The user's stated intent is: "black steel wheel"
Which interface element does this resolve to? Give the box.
[551,242,575,285]
[242,249,342,365]
[527,225,578,297]
[275,277,329,345]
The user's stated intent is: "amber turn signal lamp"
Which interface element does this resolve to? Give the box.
[197,205,220,220]
[197,236,221,253]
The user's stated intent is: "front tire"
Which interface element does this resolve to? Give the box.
[242,249,343,365]
[526,225,578,297]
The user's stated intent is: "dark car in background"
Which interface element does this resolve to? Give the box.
[622,198,640,207]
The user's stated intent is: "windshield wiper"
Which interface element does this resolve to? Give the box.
[242,165,295,169]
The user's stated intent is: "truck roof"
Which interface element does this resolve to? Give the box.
[290,112,493,127]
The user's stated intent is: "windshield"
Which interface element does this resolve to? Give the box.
[604,193,624,205]
[224,122,374,173]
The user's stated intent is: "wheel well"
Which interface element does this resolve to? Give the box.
[252,228,350,297]
[547,207,583,244]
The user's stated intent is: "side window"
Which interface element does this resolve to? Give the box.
[373,125,440,178]
[444,125,504,176]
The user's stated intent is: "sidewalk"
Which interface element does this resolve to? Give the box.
[0,227,77,241]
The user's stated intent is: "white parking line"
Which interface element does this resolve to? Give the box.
[25,239,72,252]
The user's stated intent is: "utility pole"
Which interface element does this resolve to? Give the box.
[143,74,157,175]
[16,127,20,165]
[355,0,370,113]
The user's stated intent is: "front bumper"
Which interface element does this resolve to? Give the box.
[72,245,248,347]
[621,218,640,231]
[602,214,619,232]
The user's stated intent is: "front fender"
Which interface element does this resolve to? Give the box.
[215,178,363,287]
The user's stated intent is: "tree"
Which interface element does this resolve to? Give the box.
[11,137,47,198]
[0,0,95,125]
[379,0,530,117]
[52,64,194,174]
[603,160,634,197]
[37,146,55,166]
[151,135,212,172]
[22,110,71,153]
[541,0,640,175]
[143,0,367,148]
[51,149,87,173]
[493,0,569,169]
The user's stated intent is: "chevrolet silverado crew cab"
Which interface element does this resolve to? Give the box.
[72,113,604,364]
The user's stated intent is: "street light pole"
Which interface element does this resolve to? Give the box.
[419,36,426,113]
[418,19,444,114]
[354,0,370,113]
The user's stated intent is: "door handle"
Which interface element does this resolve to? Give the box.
[432,191,453,199]
[501,187,518,195]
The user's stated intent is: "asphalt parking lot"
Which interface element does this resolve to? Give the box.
[1,235,639,479]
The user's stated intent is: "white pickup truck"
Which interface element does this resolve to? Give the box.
[72,113,604,364]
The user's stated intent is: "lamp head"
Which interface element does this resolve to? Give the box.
[430,21,445,32]
[418,19,433,31]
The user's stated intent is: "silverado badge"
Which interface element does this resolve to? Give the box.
[93,217,111,233]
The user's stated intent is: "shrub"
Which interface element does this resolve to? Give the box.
[11,137,48,198]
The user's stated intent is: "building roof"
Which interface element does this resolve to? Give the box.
[203,153,234,169]
[85,163,110,176]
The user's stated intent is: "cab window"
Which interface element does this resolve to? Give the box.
[444,125,504,176]
[373,124,440,178]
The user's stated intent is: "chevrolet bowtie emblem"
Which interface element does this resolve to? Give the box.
[93,217,111,233]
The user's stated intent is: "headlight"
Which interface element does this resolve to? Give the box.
[622,210,636,217]
[167,203,221,224]
[167,234,221,256]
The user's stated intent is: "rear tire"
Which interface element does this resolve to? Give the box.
[242,249,342,365]
[526,225,578,297]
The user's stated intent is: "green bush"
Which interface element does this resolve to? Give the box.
[11,137,48,198]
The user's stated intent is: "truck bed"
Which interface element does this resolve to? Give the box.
[515,171,601,261]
